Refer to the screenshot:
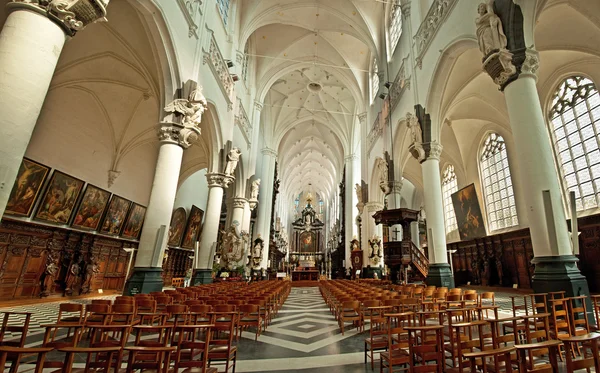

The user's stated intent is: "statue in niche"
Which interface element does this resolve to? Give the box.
[224,147,241,176]
[164,86,207,128]
[64,261,81,295]
[475,1,508,56]
[355,183,363,204]
[81,255,99,294]
[377,158,388,186]
[250,179,260,200]
[41,252,59,297]
[406,113,423,145]
[253,240,262,258]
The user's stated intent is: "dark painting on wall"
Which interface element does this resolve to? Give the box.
[5,158,50,216]
[299,231,317,253]
[122,203,146,240]
[168,207,187,247]
[100,196,132,235]
[451,183,487,240]
[71,184,111,231]
[181,205,204,249]
[35,171,84,224]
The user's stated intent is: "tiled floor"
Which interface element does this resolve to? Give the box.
[0,286,565,372]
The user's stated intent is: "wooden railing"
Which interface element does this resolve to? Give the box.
[409,241,429,277]
[383,240,429,278]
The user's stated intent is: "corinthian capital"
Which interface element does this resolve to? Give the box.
[231,197,248,209]
[206,173,234,189]
[365,202,384,213]
[158,123,201,149]
[8,0,110,36]
[425,142,443,161]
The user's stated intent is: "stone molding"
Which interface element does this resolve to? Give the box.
[8,0,110,36]
[261,147,277,158]
[158,122,200,149]
[344,154,358,163]
[424,141,443,161]
[205,173,234,189]
[358,112,367,124]
[414,0,458,69]
[231,197,248,209]
[254,101,264,112]
[521,49,540,78]
[365,202,384,213]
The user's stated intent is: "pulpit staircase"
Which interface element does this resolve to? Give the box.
[406,241,428,280]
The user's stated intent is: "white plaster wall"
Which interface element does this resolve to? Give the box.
[174,169,210,213]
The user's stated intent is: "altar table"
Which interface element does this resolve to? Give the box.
[292,270,319,281]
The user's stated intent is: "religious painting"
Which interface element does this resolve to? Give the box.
[71,184,111,231]
[168,207,187,247]
[5,158,50,216]
[452,183,487,240]
[299,231,316,253]
[34,171,84,224]
[122,203,146,240]
[182,205,204,249]
[99,195,131,235]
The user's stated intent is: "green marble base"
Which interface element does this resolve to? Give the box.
[123,267,164,295]
[191,269,213,285]
[425,263,455,289]
[532,255,593,323]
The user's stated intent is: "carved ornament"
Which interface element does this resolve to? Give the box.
[205,173,234,189]
[9,0,110,36]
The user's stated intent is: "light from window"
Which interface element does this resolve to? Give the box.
[217,0,230,26]
[242,43,249,84]
[371,59,380,103]
[480,133,518,231]
[389,1,403,55]
[442,164,458,233]
[549,76,600,211]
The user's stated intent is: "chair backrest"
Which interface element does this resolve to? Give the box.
[174,324,214,373]
[406,325,445,372]
[59,346,121,373]
[214,304,235,313]
[567,295,590,335]
[132,325,174,347]
[57,303,84,324]
[135,299,157,314]
[124,346,176,373]
[0,312,31,348]
[91,299,112,306]
[0,346,51,373]
[84,304,110,322]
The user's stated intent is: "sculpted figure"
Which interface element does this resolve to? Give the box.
[377,158,389,186]
[355,183,362,204]
[164,87,208,128]
[406,113,423,145]
[475,1,508,56]
[251,179,260,200]
[224,148,242,176]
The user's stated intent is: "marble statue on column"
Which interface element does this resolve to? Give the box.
[250,179,260,200]
[163,86,207,147]
[376,157,390,195]
[224,148,242,176]
[407,112,426,161]
[475,1,508,56]
[355,183,363,204]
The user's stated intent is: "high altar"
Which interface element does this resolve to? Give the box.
[290,195,324,281]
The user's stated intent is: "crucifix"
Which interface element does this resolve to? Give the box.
[392,227,401,241]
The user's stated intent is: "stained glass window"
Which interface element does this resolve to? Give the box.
[371,59,380,104]
[442,164,458,233]
[549,76,600,211]
[480,133,518,231]
[217,0,230,26]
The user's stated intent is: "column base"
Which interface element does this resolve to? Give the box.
[191,269,213,285]
[123,267,164,295]
[532,255,593,323]
[426,263,455,289]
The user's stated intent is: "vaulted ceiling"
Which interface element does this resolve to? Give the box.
[240,0,383,210]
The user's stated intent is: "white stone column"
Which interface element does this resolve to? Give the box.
[363,202,383,266]
[125,120,203,294]
[344,155,358,264]
[503,52,571,257]
[230,197,247,229]
[196,173,233,273]
[420,143,455,288]
[241,200,253,233]
[255,148,277,268]
[0,1,109,216]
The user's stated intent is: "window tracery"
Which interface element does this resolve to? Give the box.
[480,133,518,231]
[371,59,380,104]
[389,1,403,55]
[549,76,600,211]
[442,164,458,233]
[217,0,230,26]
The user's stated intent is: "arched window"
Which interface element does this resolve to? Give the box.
[241,42,250,84]
[442,164,458,233]
[217,0,231,26]
[371,59,380,104]
[548,76,600,211]
[389,1,403,55]
[480,133,518,231]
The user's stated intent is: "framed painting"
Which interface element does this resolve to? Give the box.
[451,183,487,240]
[122,203,147,240]
[99,195,132,235]
[71,184,111,231]
[299,231,316,253]
[5,158,50,216]
[34,171,84,224]
[181,205,204,249]
[168,207,187,247]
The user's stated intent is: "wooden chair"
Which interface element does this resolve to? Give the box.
[363,305,391,370]
[591,295,600,331]
[550,298,572,360]
[338,301,363,335]
[405,325,445,373]
[88,324,131,370]
[379,313,412,373]
[0,311,31,348]
[124,346,176,373]
[560,332,600,373]
[173,324,217,373]
[57,303,84,338]
[237,304,262,341]
[59,346,122,373]
[515,340,561,373]
[447,320,488,372]
[0,346,52,373]
[567,296,590,338]
[463,346,516,373]
[208,314,237,373]
[132,324,174,347]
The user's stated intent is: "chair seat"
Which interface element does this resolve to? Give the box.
[180,368,219,373]
[380,349,409,361]
[365,336,388,348]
